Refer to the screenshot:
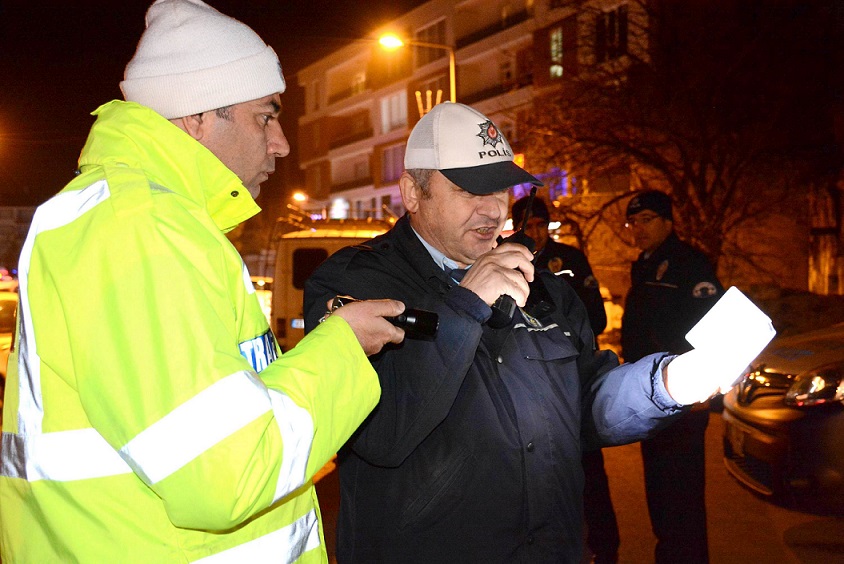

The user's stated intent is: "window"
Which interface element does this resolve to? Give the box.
[596,4,628,63]
[350,112,369,135]
[306,79,321,112]
[354,160,370,180]
[500,59,515,87]
[414,19,447,68]
[308,166,322,196]
[351,71,366,95]
[380,92,407,133]
[382,144,405,183]
[549,26,564,79]
[309,121,321,152]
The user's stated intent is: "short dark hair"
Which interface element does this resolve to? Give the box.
[406,169,436,199]
[214,105,234,121]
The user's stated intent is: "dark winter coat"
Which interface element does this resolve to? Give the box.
[534,239,607,336]
[304,215,684,563]
[622,232,724,362]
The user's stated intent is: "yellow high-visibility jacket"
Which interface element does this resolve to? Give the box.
[0,101,380,562]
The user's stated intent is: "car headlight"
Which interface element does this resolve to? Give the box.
[784,364,844,407]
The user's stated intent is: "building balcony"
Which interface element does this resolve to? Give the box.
[327,82,369,105]
[331,176,374,193]
[461,74,532,105]
[456,10,531,49]
[328,128,374,150]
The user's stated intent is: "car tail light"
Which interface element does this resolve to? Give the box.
[784,364,844,407]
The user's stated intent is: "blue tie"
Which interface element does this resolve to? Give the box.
[447,267,467,284]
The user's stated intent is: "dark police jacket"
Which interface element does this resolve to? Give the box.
[304,215,684,564]
[622,232,723,362]
[534,239,607,336]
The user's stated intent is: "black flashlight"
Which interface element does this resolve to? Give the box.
[330,295,439,340]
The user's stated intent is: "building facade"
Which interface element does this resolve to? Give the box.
[295,0,838,297]
[295,0,642,222]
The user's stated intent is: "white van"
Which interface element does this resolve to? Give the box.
[271,219,392,351]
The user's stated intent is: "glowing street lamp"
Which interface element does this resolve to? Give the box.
[378,33,457,103]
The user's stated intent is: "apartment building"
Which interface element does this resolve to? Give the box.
[296,0,641,221]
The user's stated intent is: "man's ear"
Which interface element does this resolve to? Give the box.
[170,113,207,141]
[399,172,420,213]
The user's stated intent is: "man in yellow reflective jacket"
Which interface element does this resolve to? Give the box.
[0,1,404,562]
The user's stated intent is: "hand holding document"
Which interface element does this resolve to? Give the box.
[666,287,777,405]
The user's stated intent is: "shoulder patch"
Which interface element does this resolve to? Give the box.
[584,275,599,289]
[692,281,718,298]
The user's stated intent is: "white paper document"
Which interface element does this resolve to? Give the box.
[685,286,777,389]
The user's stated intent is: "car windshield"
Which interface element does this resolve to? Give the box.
[0,298,16,333]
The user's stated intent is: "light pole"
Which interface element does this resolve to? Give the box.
[378,33,456,103]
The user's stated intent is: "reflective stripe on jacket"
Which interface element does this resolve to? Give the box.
[0,101,380,562]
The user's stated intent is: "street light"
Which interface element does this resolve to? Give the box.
[378,33,456,103]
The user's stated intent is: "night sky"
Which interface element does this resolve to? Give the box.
[0,0,425,207]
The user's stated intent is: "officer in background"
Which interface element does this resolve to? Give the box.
[511,196,607,337]
[512,195,617,563]
[621,190,723,563]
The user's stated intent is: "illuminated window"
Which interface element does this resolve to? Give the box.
[351,71,366,95]
[550,26,564,79]
[380,92,407,133]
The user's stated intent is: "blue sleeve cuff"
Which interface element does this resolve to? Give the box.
[444,286,491,324]
[651,354,685,412]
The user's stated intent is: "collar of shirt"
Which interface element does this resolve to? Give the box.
[410,226,467,279]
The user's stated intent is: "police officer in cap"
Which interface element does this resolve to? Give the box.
[511,196,607,336]
[621,190,723,563]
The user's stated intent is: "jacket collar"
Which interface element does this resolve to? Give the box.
[639,231,681,263]
[388,215,455,290]
[77,100,260,232]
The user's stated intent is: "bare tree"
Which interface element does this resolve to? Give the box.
[523,0,840,276]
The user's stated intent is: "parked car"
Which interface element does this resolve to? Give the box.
[722,322,844,513]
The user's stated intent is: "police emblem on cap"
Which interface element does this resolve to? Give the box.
[477,120,503,148]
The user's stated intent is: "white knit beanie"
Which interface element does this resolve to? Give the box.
[120,0,286,119]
